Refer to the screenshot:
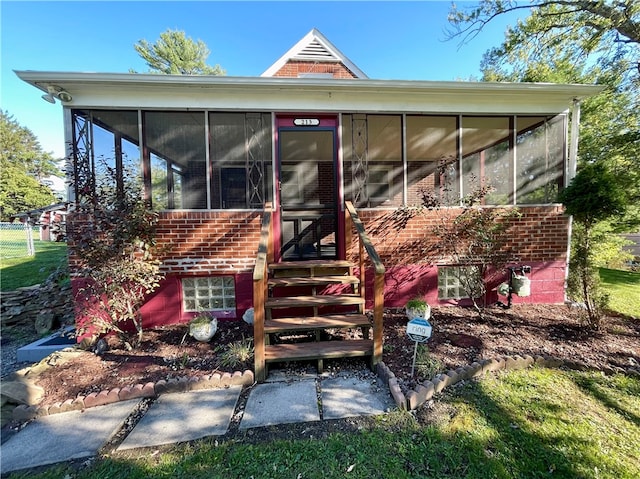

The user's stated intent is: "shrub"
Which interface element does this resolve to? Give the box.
[72,158,164,349]
[421,171,520,317]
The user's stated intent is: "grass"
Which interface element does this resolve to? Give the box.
[10,368,639,479]
[600,267,640,317]
[0,240,68,291]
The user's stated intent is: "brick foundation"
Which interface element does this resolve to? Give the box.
[68,205,569,331]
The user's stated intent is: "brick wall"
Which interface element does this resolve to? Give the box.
[353,205,569,267]
[155,210,262,275]
[68,204,568,332]
[352,205,569,306]
[67,210,263,329]
[272,60,358,79]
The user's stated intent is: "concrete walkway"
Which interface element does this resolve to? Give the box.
[0,371,394,474]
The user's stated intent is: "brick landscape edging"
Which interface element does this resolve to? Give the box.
[13,355,640,420]
[393,354,640,411]
[12,370,254,421]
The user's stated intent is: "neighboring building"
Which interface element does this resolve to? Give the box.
[17,29,602,330]
[12,202,68,242]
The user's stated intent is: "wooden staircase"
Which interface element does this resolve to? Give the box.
[264,260,373,375]
[253,202,385,382]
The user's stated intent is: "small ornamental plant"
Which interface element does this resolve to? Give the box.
[405,298,430,320]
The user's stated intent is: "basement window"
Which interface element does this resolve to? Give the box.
[438,266,482,300]
[182,276,236,312]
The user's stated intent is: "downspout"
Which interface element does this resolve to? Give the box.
[564,98,582,302]
[63,108,74,203]
[568,98,581,182]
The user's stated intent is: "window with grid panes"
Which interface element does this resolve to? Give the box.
[438,266,482,299]
[182,277,236,312]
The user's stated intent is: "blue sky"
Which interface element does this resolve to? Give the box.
[1,1,523,159]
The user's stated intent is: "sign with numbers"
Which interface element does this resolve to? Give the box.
[293,118,320,127]
[406,318,432,343]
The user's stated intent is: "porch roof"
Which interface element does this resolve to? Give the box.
[15,70,604,115]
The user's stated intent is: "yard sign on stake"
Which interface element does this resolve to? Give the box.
[407,318,432,376]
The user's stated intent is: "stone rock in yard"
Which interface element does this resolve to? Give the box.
[35,310,56,335]
[1,379,44,406]
[5,305,24,317]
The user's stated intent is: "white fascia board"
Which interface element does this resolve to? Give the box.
[15,71,604,114]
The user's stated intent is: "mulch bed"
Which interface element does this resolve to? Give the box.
[25,304,640,407]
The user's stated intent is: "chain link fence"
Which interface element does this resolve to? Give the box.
[0,222,36,259]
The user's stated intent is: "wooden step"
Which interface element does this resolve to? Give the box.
[264,314,370,333]
[269,260,352,278]
[268,275,359,288]
[265,295,364,309]
[264,340,373,363]
[269,260,352,270]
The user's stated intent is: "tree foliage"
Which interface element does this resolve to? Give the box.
[133,29,225,75]
[448,1,639,80]
[0,111,61,220]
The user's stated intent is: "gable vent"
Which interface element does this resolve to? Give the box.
[294,39,338,61]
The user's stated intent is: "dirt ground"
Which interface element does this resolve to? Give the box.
[27,304,640,408]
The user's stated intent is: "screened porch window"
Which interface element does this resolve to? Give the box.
[71,110,140,202]
[406,115,458,206]
[516,116,565,204]
[343,114,403,207]
[209,112,272,209]
[144,111,206,210]
[343,113,565,208]
[461,116,512,205]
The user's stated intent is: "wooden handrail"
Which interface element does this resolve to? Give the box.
[344,201,385,366]
[253,202,273,382]
[253,203,273,282]
[344,202,385,275]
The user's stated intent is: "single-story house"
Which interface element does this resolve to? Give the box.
[17,29,602,377]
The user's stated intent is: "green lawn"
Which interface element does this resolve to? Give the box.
[600,267,640,318]
[11,368,639,479]
[0,240,68,291]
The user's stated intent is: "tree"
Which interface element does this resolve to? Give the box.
[133,29,225,75]
[421,171,520,318]
[0,111,61,220]
[559,162,627,328]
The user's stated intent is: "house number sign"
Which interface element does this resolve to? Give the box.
[293,118,320,126]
